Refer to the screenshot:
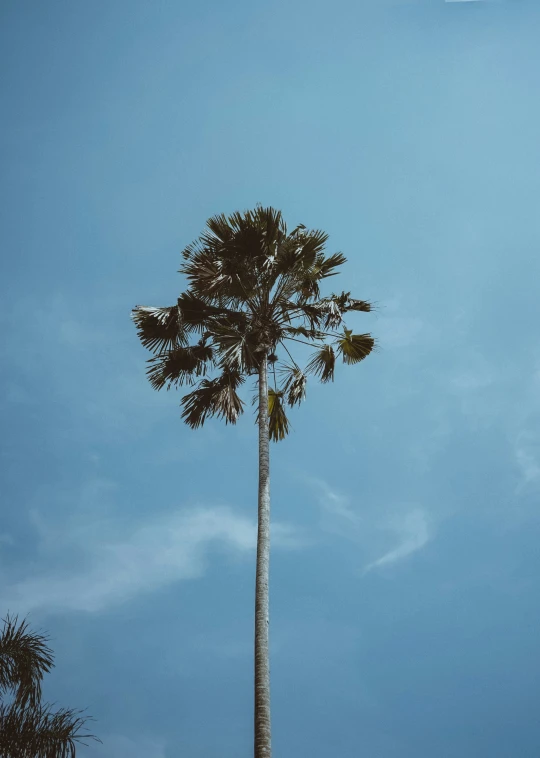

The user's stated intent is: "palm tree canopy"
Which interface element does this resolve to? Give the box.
[0,613,54,712]
[0,613,101,758]
[132,205,376,440]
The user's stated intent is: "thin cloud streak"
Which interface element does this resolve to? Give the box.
[311,479,432,572]
[1,505,307,615]
[363,509,431,573]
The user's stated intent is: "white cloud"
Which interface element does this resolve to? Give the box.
[1,501,306,616]
[312,479,432,573]
[314,479,362,527]
[363,509,431,573]
[514,431,540,493]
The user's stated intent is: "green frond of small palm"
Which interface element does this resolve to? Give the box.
[336,329,375,364]
[268,389,290,442]
[0,701,101,758]
[279,363,307,407]
[131,305,186,355]
[180,370,245,428]
[146,342,213,390]
[0,613,54,712]
[306,344,336,383]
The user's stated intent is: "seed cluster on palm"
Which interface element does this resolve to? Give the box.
[132,206,375,439]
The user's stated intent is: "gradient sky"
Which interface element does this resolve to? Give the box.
[1,1,540,756]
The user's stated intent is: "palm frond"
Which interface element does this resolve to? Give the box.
[268,389,290,442]
[211,326,249,371]
[296,229,329,268]
[315,295,344,329]
[335,329,375,364]
[146,342,213,390]
[272,229,327,284]
[318,252,347,278]
[279,363,307,407]
[306,344,336,383]
[180,207,288,304]
[283,326,326,341]
[0,701,101,758]
[344,296,371,313]
[0,613,54,712]
[131,305,186,355]
[283,301,325,330]
[180,370,245,428]
[177,291,240,330]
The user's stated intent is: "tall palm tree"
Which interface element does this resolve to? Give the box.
[132,205,375,758]
[0,612,101,757]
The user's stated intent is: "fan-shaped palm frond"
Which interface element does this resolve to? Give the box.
[282,325,326,342]
[343,296,371,313]
[211,324,260,373]
[146,341,213,390]
[306,344,336,383]
[317,252,347,279]
[267,390,290,442]
[177,291,240,329]
[279,364,307,407]
[181,370,245,428]
[131,305,186,355]
[336,329,375,364]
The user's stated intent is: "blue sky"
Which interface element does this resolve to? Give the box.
[1,0,540,756]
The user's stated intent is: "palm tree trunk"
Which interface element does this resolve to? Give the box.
[255,352,272,758]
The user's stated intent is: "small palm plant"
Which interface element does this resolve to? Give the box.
[0,612,101,757]
[132,205,375,758]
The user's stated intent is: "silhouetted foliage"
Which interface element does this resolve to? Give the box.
[0,612,101,758]
[132,205,376,439]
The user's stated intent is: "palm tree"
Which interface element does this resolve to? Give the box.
[0,612,101,757]
[131,205,375,758]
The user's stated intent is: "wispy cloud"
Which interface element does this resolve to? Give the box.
[312,479,432,572]
[1,498,306,616]
[514,431,540,493]
[363,509,431,573]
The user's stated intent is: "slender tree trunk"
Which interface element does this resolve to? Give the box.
[255,352,272,758]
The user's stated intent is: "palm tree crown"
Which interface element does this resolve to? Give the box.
[131,205,375,436]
